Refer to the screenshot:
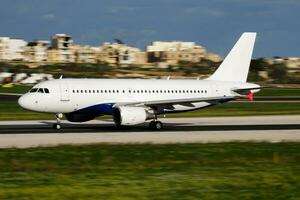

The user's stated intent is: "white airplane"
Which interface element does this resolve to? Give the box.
[18,32,260,130]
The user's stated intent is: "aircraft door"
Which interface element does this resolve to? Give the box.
[59,82,70,101]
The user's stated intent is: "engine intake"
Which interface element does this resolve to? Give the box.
[113,106,155,126]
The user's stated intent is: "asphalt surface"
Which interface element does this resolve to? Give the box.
[0,116,299,148]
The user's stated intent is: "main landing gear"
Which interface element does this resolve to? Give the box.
[53,113,63,130]
[149,120,163,130]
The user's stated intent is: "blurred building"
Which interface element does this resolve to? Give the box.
[49,34,75,63]
[73,45,99,63]
[266,57,300,69]
[97,43,145,65]
[147,41,207,65]
[23,40,49,62]
[0,37,27,61]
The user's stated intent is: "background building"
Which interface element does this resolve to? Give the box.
[23,40,49,62]
[97,43,145,65]
[0,37,27,61]
[73,45,99,63]
[147,41,207,65]
[50,34,75,63]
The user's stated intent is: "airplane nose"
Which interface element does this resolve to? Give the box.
[18,95,31,111]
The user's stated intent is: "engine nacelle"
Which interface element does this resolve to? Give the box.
[65,113,96,122]
[112,106,154,126]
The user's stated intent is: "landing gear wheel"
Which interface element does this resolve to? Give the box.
[53,113,63,130]
[53,123,61,130]
[149,121,163,130]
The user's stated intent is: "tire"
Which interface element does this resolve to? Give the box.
[149,121,163,130]
[154,121,163,130]
[149,121,155,129]
[53,123,61,130]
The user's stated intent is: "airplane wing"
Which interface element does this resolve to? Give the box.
[115,96,235,108]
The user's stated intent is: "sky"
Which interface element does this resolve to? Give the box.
[0,0,299,57]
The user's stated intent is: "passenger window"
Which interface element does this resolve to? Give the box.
[38,88,44,93]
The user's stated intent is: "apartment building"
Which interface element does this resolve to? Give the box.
[73,45,99,63]
[97,43,145,65]
[23,40,49,62]
[50,34,75,63]
[0,37,27,61]
[147,41,207,64]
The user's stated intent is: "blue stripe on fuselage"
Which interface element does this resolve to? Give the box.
[74,103,114,115]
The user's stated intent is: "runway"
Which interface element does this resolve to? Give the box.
[0,115,299,148]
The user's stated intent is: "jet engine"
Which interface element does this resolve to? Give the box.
[65,113,97,122]
[112,106,155,126]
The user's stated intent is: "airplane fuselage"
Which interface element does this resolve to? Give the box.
[18,78,258,115]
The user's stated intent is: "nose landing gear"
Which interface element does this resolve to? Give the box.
[53,113,63,130]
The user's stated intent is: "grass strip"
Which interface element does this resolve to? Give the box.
[0,143,299,200]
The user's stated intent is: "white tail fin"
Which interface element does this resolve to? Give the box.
[208,32,256,82]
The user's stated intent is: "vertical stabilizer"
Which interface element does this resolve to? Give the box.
[208,32,256,82]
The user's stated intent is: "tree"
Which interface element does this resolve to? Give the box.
[268,63,287,83]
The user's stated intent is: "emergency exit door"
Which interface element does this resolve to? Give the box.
[59,82,70,101]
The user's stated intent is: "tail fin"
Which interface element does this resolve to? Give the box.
[208,32,257,82]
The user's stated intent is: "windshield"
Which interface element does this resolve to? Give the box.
[29,88,38,93]
[29,88,50,93]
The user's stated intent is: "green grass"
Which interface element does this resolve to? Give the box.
[256,88,300,97]
[0,85,31,94]
[0,101,300,120]
[0,143,299,200]
[168,102,300,117]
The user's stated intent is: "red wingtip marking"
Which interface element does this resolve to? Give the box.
[246,92,255,101]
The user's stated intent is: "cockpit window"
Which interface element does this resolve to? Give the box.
[29,88,49,93]
[30,88,38,93]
